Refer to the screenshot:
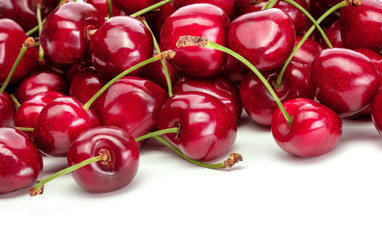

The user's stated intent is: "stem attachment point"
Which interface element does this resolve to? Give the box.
[224,153,243,168]
[176,36,208,48]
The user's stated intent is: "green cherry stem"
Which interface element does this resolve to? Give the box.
[153,135,243,169]
[82,50,176,111]
[275,0,350,88]
[130,0,173,18]
[14,127,34,132]
[140,17,173,97]
[106,0,113,19]
[0,37,35,95]
[176,36,293,125]
[9,94,21,108]
[36,3,45,64]
[29,149,111,196]
[135,127,179,142]
[262,0,278,10]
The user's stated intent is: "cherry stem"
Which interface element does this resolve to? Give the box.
[130,0,173,18]
[282,0,333,48]
[0,37,35,95]
[135,127,179,142]
[153,135,243,169]
[139,17,173,97]
[9,94,20,108]
[29,149,111,197]
[275,0,349,88]
[82,50,176,111]
[176,36,293,125]
[106,0,113,19]
[262,0,278,10]
[36,3,45,64]
[14,127,34,132]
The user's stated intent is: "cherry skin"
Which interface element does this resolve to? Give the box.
[0,18,38,86]
[0,0,17,20]
[221,54,249,83]
[67,126,139,193]
[240,60,313,127]
[157,92,237,161]
[112,0,158,15]
[292,36,323,65]
[310,48,381,117]
[85,0,124,18]
[0,92,16,127]
[228,8,296,72]
[160,3,230,78]
[173,75,242,121]
[89,16,153,79]
[321,20,344,49]
[340,0,382,52]
[173,0,235,19]
[95,76,168,139]
[0,127,43,194]
[14,91,65,138]
[33,96,100,156]
[40,2,104,71]
[271,98,343,158]
[14,70,68,103]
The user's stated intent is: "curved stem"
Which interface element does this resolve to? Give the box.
[153,136,242,169]
[135,127,179,142]
[275,1,349,87]
[140,17,173,97]
[262,0,279,10]
[15,127,34,132]
[130,0,173,18]
[83,50,175,111]
[106,0,113,19]
[36,3,45,64]
[9,94,20,108]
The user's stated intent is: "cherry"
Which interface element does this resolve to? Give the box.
[95,76,168,139]
[14,91,65,138]
[311,48,380,117]
[173,0,234,19]
[157,92,237,161]
[292,36,323,65]
[160,3,230,78]
[0,127,43,194]
[66,126,139,193]
[89,16,153,79]
[271,98,343,158]
[0,19,38,86]
[40,2,105,71]
[0,92,16,127]
[14,70,68,103]
[322,20,344,48]
[221,54,249,83]
[340,0,382,52]
[66,60,92,84]
[85,0,124,18]
[145,1,177,38]
[228,8,296,72]
[240,60,313,127]
[112,0,159,15]
[0,0,17,20]
[33,96,100,156]
[173,75,242,121]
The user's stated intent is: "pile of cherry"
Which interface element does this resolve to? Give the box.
[1,0,382,196]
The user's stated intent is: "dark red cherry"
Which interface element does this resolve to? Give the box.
[355,48,382,82]
[12,0,60,31]
[95,76,168,139]
[0,18,38,86]
[340,0,382,52]
[14,70,68,103]
[14,91,65,138]
[292,36,323,65]
[228,8,296,72]
[0,92,16,127]
[307,0,338,28]
[89,16,153,79]
[221,54,249,83]
[0,0,17,19]
[33,96,100,156]
[40,2,104,70]
[0,127,43,194]
[112,0,158,15]
[157,92,237,161]
[311,48,380,117]
[240,60,313,127]
[321,20,344,48]
[67,126,139,193]
[271,98,342,158]
[66,60,92,84]
[173,75,242,120]
[160,3,230,78]
[236,0,309,34]
[85,0,124,17]
[173,0,234,19]
[147,1,177,38]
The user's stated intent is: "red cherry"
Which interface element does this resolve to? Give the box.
[160,3,230,78]
[340,0,382,52]
[228,8,296,72]
[14,70,68,103]
[0,0,17,20]
[271,98,343,157]
[89,16,153,79]
[67,126,139,193]
[0,18,38,86]
[112,0,158,15]
[157,92,237,161]
[40,2,104,70]
[0,127,43,194]
[85,0,124,17]
[311,48,381,117]
[173,75,242,120]
[95,76,168,139]
[322,20,344,48]
[0,92,16,127]
[292,36,323,65]
[173,0,234,19]
[33,96,100,156]
[221,54,249,83]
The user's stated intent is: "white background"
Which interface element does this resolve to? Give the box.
[1,113,382,240]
